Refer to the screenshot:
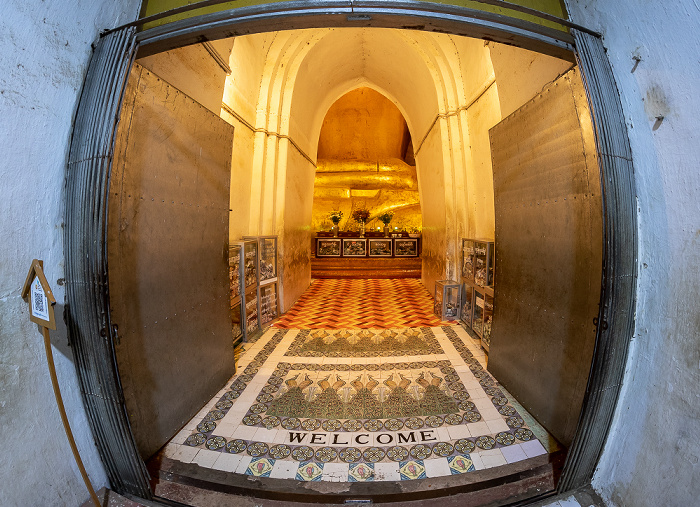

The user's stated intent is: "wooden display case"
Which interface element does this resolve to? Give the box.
[342,238,367,257]
[316,238,341,257]
[368,238,393,257]
[394,238,419,257]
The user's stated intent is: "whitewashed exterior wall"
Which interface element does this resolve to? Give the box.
[566,1,700,505]
[0,1,140,505]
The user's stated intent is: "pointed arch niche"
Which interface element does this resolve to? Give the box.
[311,87,422,235]
[212,28,571,309]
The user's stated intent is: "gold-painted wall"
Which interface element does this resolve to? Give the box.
[312,88,422,233]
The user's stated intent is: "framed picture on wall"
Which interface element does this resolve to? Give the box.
[342,239,367,257]
[316,238,341,257]
[368,238,393,257]
[394,238,418,257]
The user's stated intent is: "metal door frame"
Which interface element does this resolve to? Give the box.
[65,3,636,498]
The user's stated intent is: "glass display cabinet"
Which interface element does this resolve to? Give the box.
[316,238,341,257]
[244,286,260,340]
[244,235,278,283]
[342,238,367,257]
[231,299,243,347]
[228,244,244,346]
[472,288,485,338]
[473,239,495,287]
[229,244,242,300]
[461,239,475,280]
[368,238,393,257]
[394,238,419,257]
[482,292,494,351]
[242,240,258,290]
[460,283,474,329]
[259,281,278,326]
[434,280,461,320]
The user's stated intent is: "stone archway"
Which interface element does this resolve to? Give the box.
[64,6,636,499]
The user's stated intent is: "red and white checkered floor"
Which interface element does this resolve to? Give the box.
[273,278,454,329]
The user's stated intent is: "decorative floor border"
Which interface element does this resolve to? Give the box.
[164,326,555,482]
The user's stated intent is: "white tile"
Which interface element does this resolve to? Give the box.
[322,462,350,482]
[270,460,299,479]
[435,426,451,443]
[327,432,354,447]
[273,428,292,444]
[466,421,490,436]
[211,453,243,472]
[423,458,451,478]
[183,420,199,431]
[479,449,507,468]
[447,424,472,440]
[214,422,238,438]
[521,439,547,458]
[171,445,200,463]
[192,449,220,468]
[171,429,190,445]
[500,444,528,464]
[467,387,488,400]
[470,453,485,470]
[163,443,181,459]
[232,424,258,441]
[253,427,279,443]
[235,455,253,474]
[486,419,510,433]
[374,462,401,482]
[557,495,581,507]
[372,431,397,447]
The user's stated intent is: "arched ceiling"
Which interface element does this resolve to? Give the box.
[287,28,442,159]
[245,28,489,160]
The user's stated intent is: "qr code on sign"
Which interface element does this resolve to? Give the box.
[34,292,45,313]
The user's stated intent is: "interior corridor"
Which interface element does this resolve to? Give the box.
[150,279,561,501]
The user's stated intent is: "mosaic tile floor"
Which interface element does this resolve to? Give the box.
[162,325,559,483]
[272,278,453,329]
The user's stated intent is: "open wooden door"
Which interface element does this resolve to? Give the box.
[108,63,234,459]
[488,68,603,447]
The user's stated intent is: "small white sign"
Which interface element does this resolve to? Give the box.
[30,277,50,322]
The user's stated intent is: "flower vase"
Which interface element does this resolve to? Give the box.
[384,225,391,237]
[360,220,365,237]
[332,224,339,237]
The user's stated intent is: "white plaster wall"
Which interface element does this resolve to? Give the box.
[565,1,700,506]
[0,1,140,505]
[223,34,272,242]
[465,84,501,239]
[489,43,574,119]
[138,41,233,114]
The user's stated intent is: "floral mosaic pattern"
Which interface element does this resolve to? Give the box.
[254,361,466,422]
[174,326,553,483]
[284,327,442,357]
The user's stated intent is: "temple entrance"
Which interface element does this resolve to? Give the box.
[65,0,637,502]
[101,26,602,505]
